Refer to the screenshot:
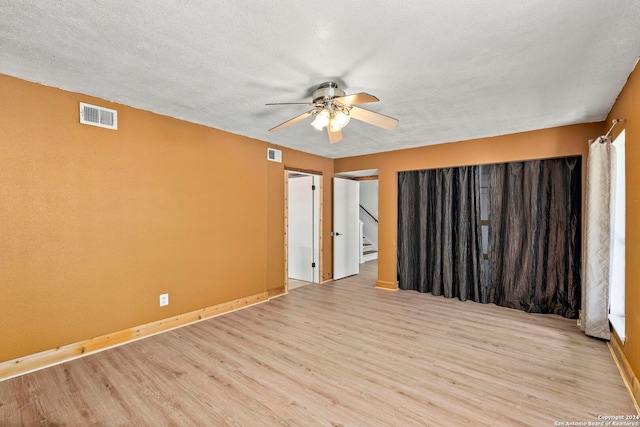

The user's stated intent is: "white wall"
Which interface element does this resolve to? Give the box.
[359,180,378,247]
[360,180,378,219]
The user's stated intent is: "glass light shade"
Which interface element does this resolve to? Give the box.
[329,111,351,132]
[334,111,351,127]
[311,110,330,130]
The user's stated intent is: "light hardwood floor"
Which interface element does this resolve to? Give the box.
[287,278,312,291]
[0,261,635,425]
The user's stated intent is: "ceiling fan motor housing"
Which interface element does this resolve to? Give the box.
[312,82,346,103]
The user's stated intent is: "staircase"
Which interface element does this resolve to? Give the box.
[361,235,378,263]
[360,221,378,263]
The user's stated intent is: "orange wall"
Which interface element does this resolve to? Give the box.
[335,123,602,289]
[607,60,640,381]
[0,74,331,362]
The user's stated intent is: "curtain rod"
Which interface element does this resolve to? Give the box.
[604,118,624,139]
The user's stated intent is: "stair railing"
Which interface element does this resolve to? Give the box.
[359,205,378,223]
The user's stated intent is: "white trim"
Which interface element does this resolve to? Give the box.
[609,129,626,341]
[609,314,625,343]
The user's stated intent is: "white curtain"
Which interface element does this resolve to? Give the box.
[582,136,612,340]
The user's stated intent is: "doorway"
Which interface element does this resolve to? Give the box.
[333,169,379,281]
[286,171,321,290]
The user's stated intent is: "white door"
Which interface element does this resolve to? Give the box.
[288,174,319,282]
[333,177,360,279]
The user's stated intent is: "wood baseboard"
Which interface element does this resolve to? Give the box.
[267,286,288,299]
[267,286,286,298]
[0,291,269,382]
[609,330,640,413]
[375,280,398,291]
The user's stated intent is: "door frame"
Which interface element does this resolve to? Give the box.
[284,168,323,291]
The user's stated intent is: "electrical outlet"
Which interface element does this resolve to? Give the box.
[159,293,169,307]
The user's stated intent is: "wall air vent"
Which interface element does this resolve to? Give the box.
[267,147,282,163]
[79,102,118,130]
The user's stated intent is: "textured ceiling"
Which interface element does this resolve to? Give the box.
[1,1,639,158]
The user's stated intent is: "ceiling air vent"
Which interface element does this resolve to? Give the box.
[267,147,282,163]
[79,102,118,130]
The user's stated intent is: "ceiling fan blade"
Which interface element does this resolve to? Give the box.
[333,93,379,105]
[266,102,320,106]
[328,128,343,144]
[269,110,318,132]
[349,106,399,130]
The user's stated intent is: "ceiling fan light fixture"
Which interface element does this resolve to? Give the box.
[268,81,399,141]
[311,109,330,131]
[331,111,351,132]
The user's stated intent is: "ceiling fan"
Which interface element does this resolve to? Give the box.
[266,82,399,144]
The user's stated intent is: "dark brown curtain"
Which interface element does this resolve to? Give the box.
[487,158,581,318]
[397,167,485,301]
